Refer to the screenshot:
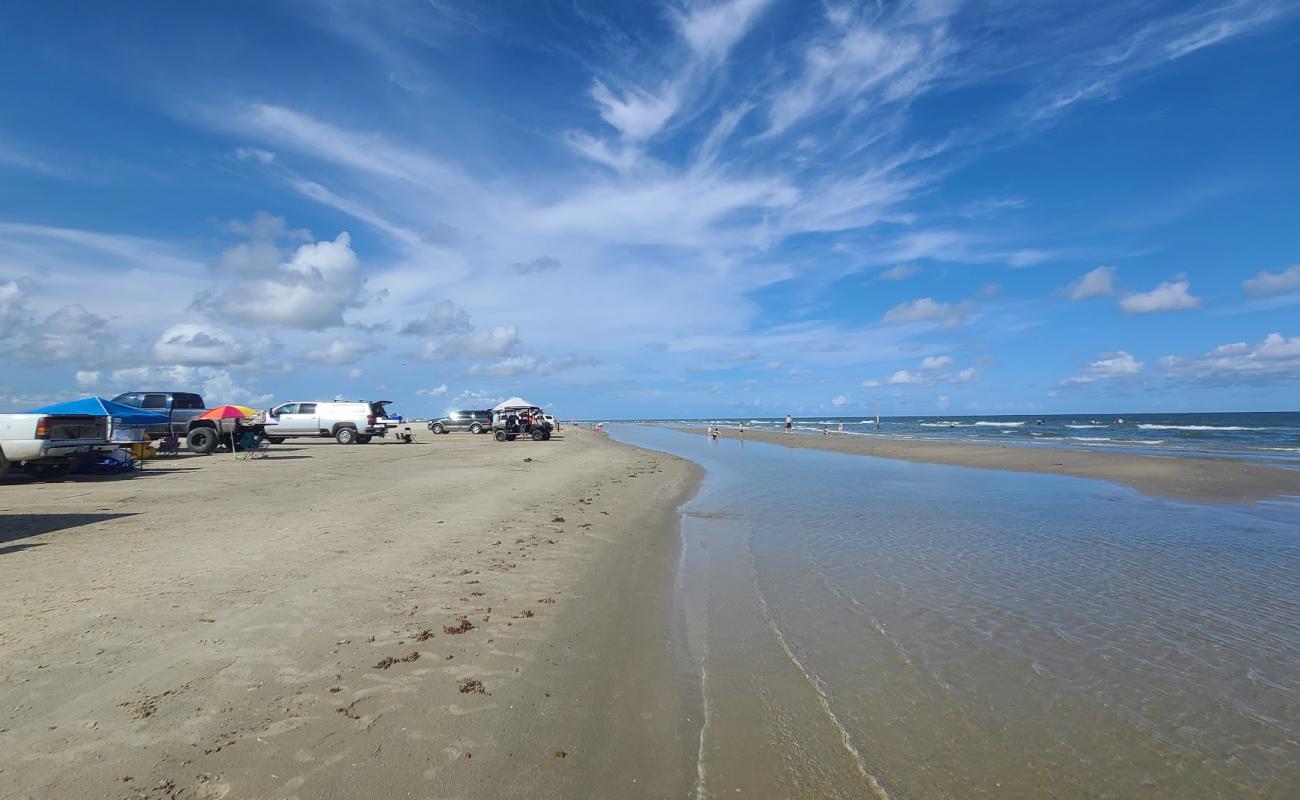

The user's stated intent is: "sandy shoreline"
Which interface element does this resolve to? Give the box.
[0,429,700,799]
[682,427,1300,503]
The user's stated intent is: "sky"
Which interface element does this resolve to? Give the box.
[2,0,1299,419]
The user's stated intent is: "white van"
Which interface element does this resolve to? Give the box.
[263,400,391,444]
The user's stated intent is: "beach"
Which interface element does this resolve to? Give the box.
[0,430,700,799]
[687,426,1300,503]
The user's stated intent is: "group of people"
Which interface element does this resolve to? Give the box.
[707,423,746,442]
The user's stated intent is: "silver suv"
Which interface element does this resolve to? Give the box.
[428,409,492,435]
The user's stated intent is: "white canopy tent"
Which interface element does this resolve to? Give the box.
[492,396,538,411]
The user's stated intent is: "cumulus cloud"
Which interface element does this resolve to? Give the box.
[152,323,248,366]
[417,384,448,397]
[1119,277,1200,314]
[13,304,114,364]
[417,325,519,363]
[863,358,977,388]
[1160,332,1300,382]
[400,300,473,336]
[195,231,366,329]
[1242,265,1300,297]
[881,297,972,328]
[1066,266,1116,300]
[304,339,369,366]
[1060,351,1143,385]
[831,393,849,407]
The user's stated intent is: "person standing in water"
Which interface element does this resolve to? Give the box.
[785,414,793,433]
[738,422,745,440]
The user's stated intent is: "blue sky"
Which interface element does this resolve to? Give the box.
[2,0,1299,419]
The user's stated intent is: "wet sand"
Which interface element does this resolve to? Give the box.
[0,429,700,799]
[684,427,1300,503]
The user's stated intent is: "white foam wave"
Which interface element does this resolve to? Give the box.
[1137,424,1264,431]
[1067,424,1106,428]
[975,421,1024,427]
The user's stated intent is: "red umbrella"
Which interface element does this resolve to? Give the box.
[196,405,253,420]
[196,405,254,457]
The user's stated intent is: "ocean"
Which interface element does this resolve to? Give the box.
[620,412,1300,464]
[610,425,1300,799]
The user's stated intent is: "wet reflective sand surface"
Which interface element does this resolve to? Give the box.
[619,426,1300,799]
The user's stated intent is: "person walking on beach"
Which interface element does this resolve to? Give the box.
[785,414,793,433]
[738,422,744,440]
[710,426,719,442]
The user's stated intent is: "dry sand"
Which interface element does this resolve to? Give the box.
[0,429,700,799]
[689,427,1300,503]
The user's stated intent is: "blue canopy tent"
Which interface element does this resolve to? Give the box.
[25,397,169,427]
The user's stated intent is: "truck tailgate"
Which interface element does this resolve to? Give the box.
[47,415,110,440]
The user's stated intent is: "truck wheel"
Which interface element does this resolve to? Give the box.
[494,430,507,441]
[187,427,218,454]
[23,462,72,481]
[531,429,545,441]
[267,437,285,445]
[430,423,445,434]
[335,427,358,445]
[356,434,373,444]
[469,423,484,434]
[542,431,551,441]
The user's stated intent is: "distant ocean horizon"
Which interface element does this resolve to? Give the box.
[587,411,1300,464]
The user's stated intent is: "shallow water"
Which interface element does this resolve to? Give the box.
[612,425,1300,799]
[622,411,1300,464]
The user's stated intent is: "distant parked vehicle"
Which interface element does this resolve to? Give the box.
[427,409,493,435]
[0,412,113,479]
[542,414,559,430]
[492,408,552,441]
[111,391,207,437]
[262,400,390,444]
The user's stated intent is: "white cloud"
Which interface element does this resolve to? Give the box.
[1119,277,1200,314]
[153,323,248,366]
[1060,351,1143,385]
[766,361,782,370]
[955,366,977,383]
[920,354,952,370]
[13,304,113,364]
[831,393,849,407]
[877,264,918,281]
[590,79,681,142]
[400,300,473,336]
[672,0,772,61]
[418,325,519,362]
[196,231,366,329]
[936,394,950,410]
[75,370,100,388]
[1242,265,1300,297]
[344,367,363,380]
[231,147,275,164]
[469,355,541,378]
[881,297,971,328]
[0,280,26,338]
[305,339,369,366]
[1066,265,1116,300]
[1160,332,1300,382]
[417,384,448,397]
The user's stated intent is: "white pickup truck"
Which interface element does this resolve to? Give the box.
[0,412,112,479]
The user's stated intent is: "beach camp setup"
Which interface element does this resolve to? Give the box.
[25,396,170,441]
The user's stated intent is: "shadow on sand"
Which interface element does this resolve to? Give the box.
[0,513,136,546]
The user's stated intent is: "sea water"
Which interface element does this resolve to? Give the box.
[610,425,1300,799]
[621,411,1300,464]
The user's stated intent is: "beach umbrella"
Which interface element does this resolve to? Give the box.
[197,405,254,457]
